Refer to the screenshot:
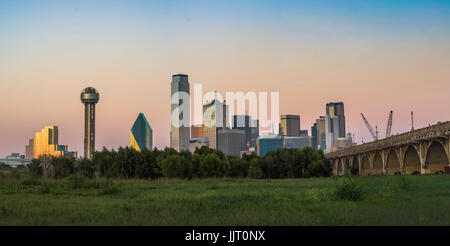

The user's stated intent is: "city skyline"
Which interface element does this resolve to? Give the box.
[1,0,450,157]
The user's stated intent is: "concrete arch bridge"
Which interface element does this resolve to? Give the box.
[325,121,450,176]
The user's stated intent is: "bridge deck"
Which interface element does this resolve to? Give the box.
[325,121,450,159]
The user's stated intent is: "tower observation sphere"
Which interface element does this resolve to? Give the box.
[80,87,99,159]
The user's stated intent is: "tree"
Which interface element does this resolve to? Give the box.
[78,158,95,178]
[28,158,43,178]
[248,158,263,179]
[198,153,227,178]
[51,156,76,178]
[159,154,193,179]
[227,155,248,178]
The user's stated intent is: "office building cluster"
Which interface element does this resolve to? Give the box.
[168,74,354,157]
[170,74,259,156]
[256,115,312,156]
[311,102,355,153]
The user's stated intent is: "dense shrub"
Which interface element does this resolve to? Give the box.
[334,178,366,201]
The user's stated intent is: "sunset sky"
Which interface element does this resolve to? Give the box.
[1,0,450,157]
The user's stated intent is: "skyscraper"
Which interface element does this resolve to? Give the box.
[325,114,340,153]
[232,115,259,148]
[25,138,34,159]
[315,116,326,151]
[280,115,300,136]
[130,113,153,151]
[170,74,190,151]
[81,87,99,159]
[326,102,346,138]
[203,99,229,149]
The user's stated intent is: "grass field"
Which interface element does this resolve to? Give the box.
[1,174,450,225]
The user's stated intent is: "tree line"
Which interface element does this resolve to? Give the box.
[28,146,332,179]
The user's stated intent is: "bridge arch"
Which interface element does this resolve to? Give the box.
[372,152,383,175]
[403,145,421,175]
[424,140,449,174]
[344,157,352,175]
[385,149,401,175]
[351,156,359,176]
[361,156,370,176]
[337,159,343,176]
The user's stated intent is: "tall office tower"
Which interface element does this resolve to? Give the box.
[325,115,340,153]
[170,74,190,151]
[232,115,259,148]
[203,99,229,149]
[326,102,346,138]
[311,123,317,150]
[130,113,153,151]
[316,116,327,151]
[280,115,300,136]
[81,87,99,159]
[33,126,62,158]
[25,138,34,159]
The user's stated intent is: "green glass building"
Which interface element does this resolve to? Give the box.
[130,113,153,151]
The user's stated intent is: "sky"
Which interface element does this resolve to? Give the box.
[1,0,450,157]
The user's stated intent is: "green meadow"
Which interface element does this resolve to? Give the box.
[1,174,450,225]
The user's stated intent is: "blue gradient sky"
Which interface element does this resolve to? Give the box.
[1,0,450,156]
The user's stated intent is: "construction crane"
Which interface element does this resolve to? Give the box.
[385,110,393,138]
[361,113,377,140]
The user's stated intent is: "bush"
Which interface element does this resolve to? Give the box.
[21,178,41,186]
[38,181,52,194]
[66,173,86,189]
[396,176,411,191]
[97,181,120,196]
[305,188,333,201]
[334,178,366,201]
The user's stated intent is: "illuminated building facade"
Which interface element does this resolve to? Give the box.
[130,113,153,151]
[25,126,77,159]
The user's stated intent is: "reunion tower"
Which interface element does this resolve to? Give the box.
[80,87,99,159]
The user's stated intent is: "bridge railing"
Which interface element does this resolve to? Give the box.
[325,121,450,159]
